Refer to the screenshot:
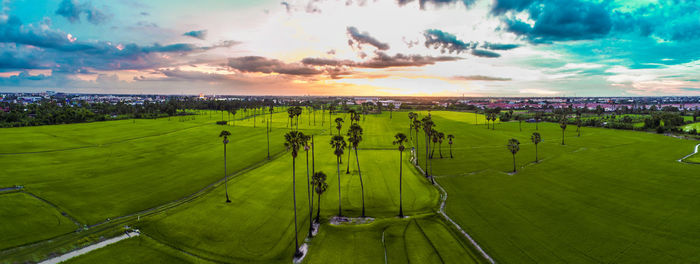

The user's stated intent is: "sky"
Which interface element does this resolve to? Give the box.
[0,0,699,96]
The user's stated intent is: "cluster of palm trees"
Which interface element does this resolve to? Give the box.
[405,112,455,184]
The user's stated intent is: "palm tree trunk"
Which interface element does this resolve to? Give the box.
[266,121,270,159]
[578,127,581,137]
[562,129,565,145]
[316,190,322,222]
[439,143,443,158]
[399,150,403,217]
[306,151,313,238]
[355,148,365,217]
[512,153,516,172]
[519,121,522,131]
[535,144,538,163]
[536,121,539,130]
[346,147,351,174]
[430,142,435,159]
[337,156,342,216]
[311,136,315,221]
[449,144,453,158]
[292,157,301,257]
[224,143,230,203]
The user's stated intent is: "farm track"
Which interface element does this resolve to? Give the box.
[678,144,700,163]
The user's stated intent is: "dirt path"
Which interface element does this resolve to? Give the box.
[678,144,700,163]
[38,230,140,264]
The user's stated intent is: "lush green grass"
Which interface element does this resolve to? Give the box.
[0,192,78,250]
[305,215,482,264]
[684,152,700,163]
[684,122,700,132]
[138,146,440,263]
[413,111,700,263]
[64,236,206,264]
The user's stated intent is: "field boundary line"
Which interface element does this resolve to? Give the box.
[678,144,700,163]
[410,149,496,264]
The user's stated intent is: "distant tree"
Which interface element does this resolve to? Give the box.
[287,107,295,130]
[284,131,307,258]
[347,123,366,217]
[507,138,520,173]
[408,112,417,138]
[348,109,357,126]
[534,112,542,130]
[531,132,541,163]
[335,117,344,136]
[576,115,582,137]
[393,132,408,217]
[515,114,525,131]
[219,130,232,203]
[412,119,422,158]
[560,117,567,145]
[447,134,455,158]
[388,103,395,119]
[330,135,347,216]
[312,171,328,223]
[430,129,438,159]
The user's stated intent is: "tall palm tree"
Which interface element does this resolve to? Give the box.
[560,117,567,145]
[351,110,361,125]
[430,129,438,159]
[303,135,314,238]
[393,133,408,217]
[437,132,445,159]
[412,119,421,152]
[531,132,541,163]
[284,131,307,258]
[312,171,328,223]
[347,123,366,217]
[294,106,303,130]
[421,116,435,183]
[515,114,524,131]
[507,138,520,173]
[348,109,357,126]
[447,134,455,158]
[408,112,417,138]
[287,107,295,130]
[334,117,344,136]
[219,130,232,203]
[330,135,347,216]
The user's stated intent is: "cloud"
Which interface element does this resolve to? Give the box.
[302,51,462,68]
[183,30,207,40]
[347,26,390,51]
[453,75,511,81]
[423,29,506,57]
[397,0,477,10]
[55,0,110,25]
[228,56,324,76]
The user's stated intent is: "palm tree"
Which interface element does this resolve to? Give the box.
[287,107,295,130]
[408,112,417,138]
[334,117,344,136]
[576,115,582,137]
[284,131,307,258]
[347,123,366,217]
[388,103,395,119]
[312,171,328,223]
[303,135,314,238]
[437,132,445,159]
[421,116,435,183]
[294,106,303,130]
[515,114,524,131]
[535,112,542,130]
[531,132,541,163]
[393,133,408,217]
[507,138,520,173]
[447,134,455,158]
[351,110,361,124]
[219,130,232,203]
[430,129,438,159]
[412,119,421,151]
[348,109,357,126]
[560,117,567,145]
[330,135,347,216]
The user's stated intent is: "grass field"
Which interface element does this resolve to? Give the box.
[684,122,700,132]
[4,109,700,263]
[0,191,78,249]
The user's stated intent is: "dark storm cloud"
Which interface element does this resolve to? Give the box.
[347,26,390,51]
[453,75,511,81]
[183,30,208,40]
[397,0,477,9]
[55,0,110,25]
